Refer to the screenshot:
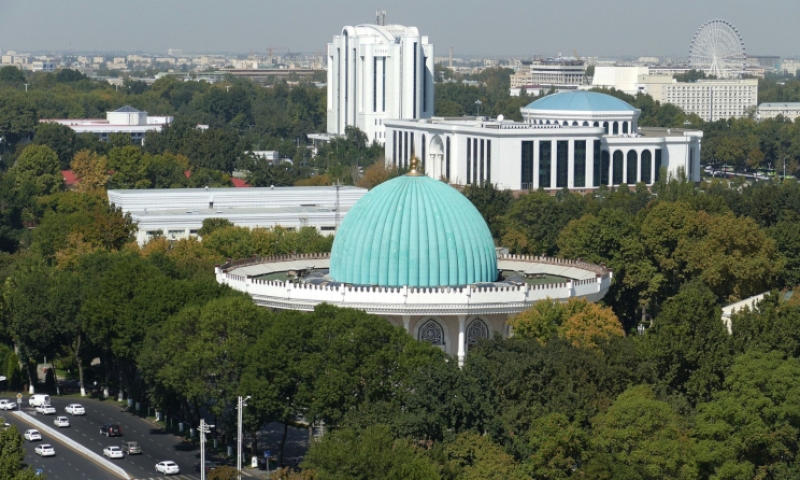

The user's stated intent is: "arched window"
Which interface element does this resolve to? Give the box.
[418,319,444,346]
[612,151,623,185]
[612,122,619,135]
[583,121,589,126]
[641,150,652,184]
[572,121,578,126]
[622,122,629,134]
[594,121,599,127]
[467,319,489,350]
[603,122,609,134]
[626,150,638,184]
[601,150,610,185]
[421,134,426,171]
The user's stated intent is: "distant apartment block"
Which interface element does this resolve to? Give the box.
[637,75,758,122]
[510,57,587,96]
[757,103,800,122]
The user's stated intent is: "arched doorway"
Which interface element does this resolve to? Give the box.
[428,135,444,179]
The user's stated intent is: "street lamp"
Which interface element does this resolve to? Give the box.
[237,395,251,480]
[199,419,214,480]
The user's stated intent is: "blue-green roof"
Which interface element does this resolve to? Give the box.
[330,174,497,287]
[525,91,636,112]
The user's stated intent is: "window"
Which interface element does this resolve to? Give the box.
[321,226,336,231]
[612,122,619,135]
[419,319,444,346]
[392,131,397,167]
[446,137,451,179]
[612,151,623,185]
[655,149,662,181]
[641,150,652,184]
[521,141,534,189]
[373,57,377,112]
[479,139,484,184]
[603,122,609,134]
[622,122,628,134]
[556,141,569,188]
[486,140,492,183]
[539,140,552,188]
[404,131,409,168]
[593,140,602,187]
[626,150,638,184]
[467,320,489,350]
[423,56,428,113]
[574,140,586,188]
[473,139,478,185]
[421,134,426,171]
[467,137,471,183]
[413,42,417,117]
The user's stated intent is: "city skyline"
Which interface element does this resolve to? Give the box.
[1,0,798,58]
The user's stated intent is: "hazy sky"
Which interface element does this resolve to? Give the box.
[1,0,796,58]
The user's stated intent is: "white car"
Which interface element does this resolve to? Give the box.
[53,416,70,428]
[156,461,180,475]
[24,429,42,441]
[35,405,56,415]
[0,399,16,410]
[64,404,85,415]
[35,444,55,457]
[103,446,124,459]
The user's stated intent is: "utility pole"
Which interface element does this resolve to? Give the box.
[199,419,214,480]
[237,395,251,480]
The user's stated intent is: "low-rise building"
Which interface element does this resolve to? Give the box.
[107,186,367,245]
[41,106,173,145]
[757,103,800,122]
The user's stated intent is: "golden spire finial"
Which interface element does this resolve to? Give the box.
[407,143,422,176]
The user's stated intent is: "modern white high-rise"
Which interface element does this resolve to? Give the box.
[326,24,434,144]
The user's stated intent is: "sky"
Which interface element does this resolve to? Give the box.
[1,0,796,58]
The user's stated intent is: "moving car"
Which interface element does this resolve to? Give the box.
[53,416,70,428]
[156,461,180,475]
[0,399,16,410]
[121,441,141,455]
[28,395,50,407]
[194,461,219,472]
[35,404,56,415]
[24,429,42,441]
[99,423,122,436]
[34,444,55,457]
[64,404,85,415]
[103,446,124,459]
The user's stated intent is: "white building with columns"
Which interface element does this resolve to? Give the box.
[217,164,612,365]
[384,91,702,191]
[325,23,434,144]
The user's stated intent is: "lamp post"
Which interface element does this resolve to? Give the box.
[199,419,214,480]
[236,395,251,480]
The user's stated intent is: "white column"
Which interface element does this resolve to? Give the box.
[457,315,467,367]
[608,152,614,186]
[622,152,628,185]
[651,150,656,184]
[402,315,411,334]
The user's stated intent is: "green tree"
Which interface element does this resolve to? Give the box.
[0,425,41,480]
[197,218,234,238]
[694,351,800,478]
[586,385,698,480]
[0,66,26,84]
[441,431,521,480]
[11,145,62,195]
[0,94,37,148]
[302,424,439,480]
[32,123,77,170]
[521,413,587,479]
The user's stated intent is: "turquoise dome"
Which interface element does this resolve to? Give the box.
[525,91,636,112]
[330,174,497,287]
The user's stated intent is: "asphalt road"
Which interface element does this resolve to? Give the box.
[2,409,114,480]
[4,395,221,480]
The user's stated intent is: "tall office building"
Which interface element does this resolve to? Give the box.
[326,24,434,144]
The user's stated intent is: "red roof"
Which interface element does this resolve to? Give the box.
[61,170,79,186]
[231,178,250,188]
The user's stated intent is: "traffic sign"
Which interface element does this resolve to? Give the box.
[16,393,22,399]
[264,450,271,458]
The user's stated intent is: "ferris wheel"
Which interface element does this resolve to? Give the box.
[689,19,746,79]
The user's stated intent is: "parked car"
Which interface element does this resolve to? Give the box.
[64,404,85,415]
[156,461,180,475]
[103,446,124,459]
[34,444,55,457]
[24,429,42,441]
[35,405,56,415]
[0,399,16,410]
[194,461,218,472]
[28,395,50,407]
[121,441,141,455]
[53,416,70,428]
[99,423,122,437]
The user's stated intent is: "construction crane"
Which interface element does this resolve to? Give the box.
[267,46,287,65]
[573,49,581,62]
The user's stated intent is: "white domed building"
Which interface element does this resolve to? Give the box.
[384,91,702,192]
[217,162,612,365]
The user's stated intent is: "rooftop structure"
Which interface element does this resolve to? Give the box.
[108,186,367,245]
[511,57,587,94]
[637,75,758,122]
[757,103,800,122]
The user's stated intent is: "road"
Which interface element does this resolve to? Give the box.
[6,395,221,480]
[3,409,114,480]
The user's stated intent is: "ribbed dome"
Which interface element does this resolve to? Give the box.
[525,91,636,112]
[330,174,497,287]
